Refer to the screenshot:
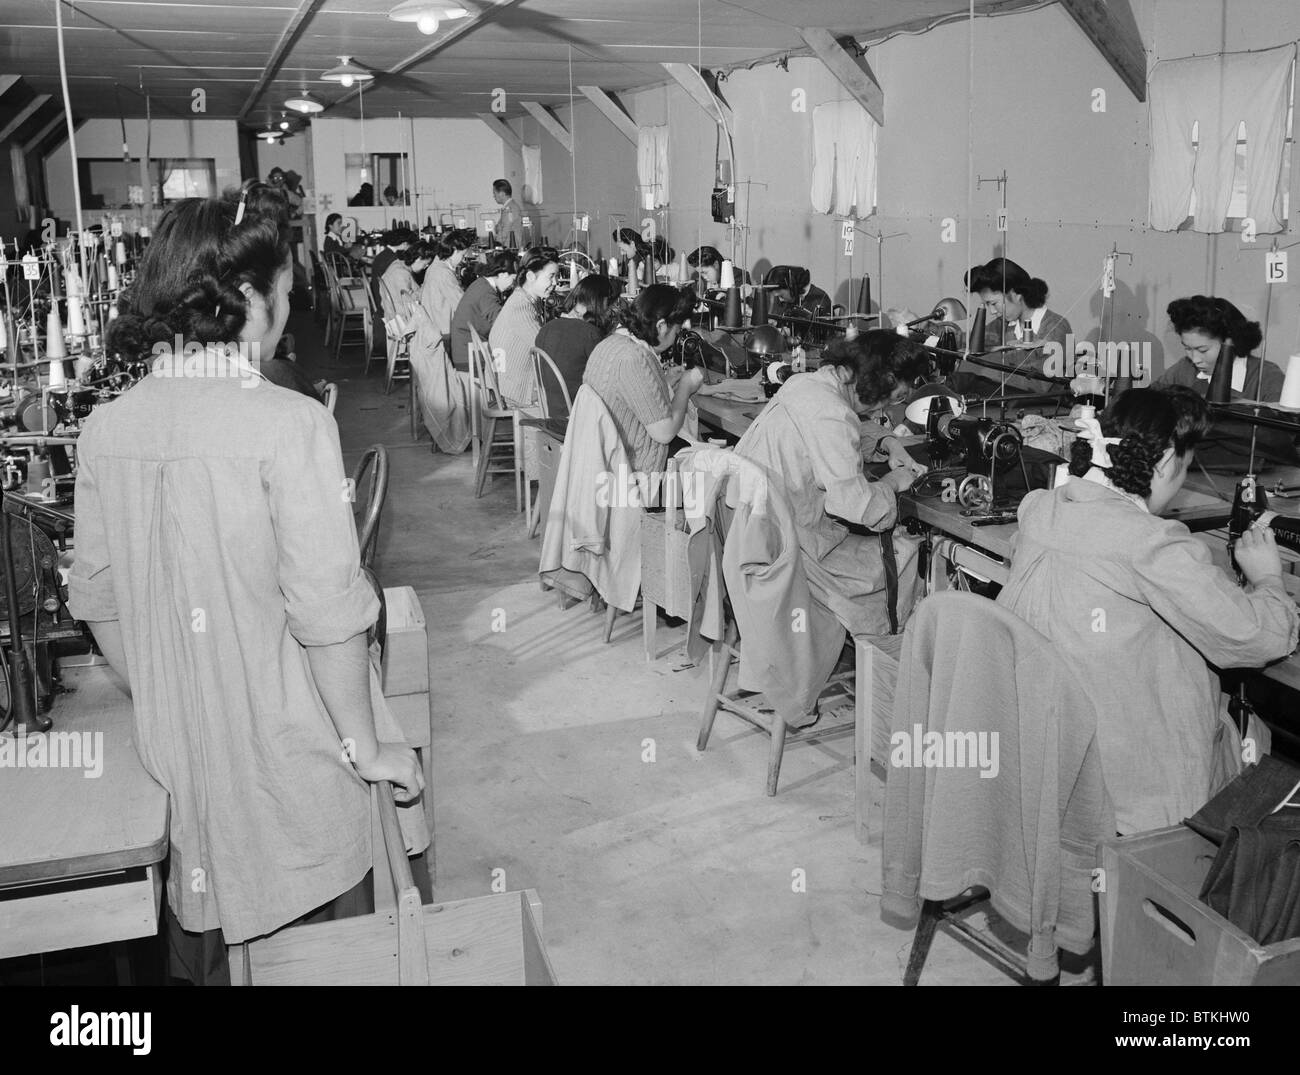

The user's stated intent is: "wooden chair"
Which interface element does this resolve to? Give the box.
[377,276,414,395]
[692,467,858,796]
[321,256,370,362]
[352,445,390,571]
[521,345,571,536]
[469,326,523,508]
[359,267,388,379]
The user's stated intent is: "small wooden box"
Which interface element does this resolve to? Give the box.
[382,586,428,697]
[1100,825,1300,985]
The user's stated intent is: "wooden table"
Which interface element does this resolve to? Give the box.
[694,393,767,440]
[0,660,169,960]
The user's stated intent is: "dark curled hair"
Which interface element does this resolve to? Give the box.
[563,274,617,335]
[1067,386,1210,497]
[765,265,811,299]
[515,246,559,289]
[382,227,416,248]
[107,180,290,361]
[613,228,650,260]
[821,330,930,408]
[477,249,518,279]
[615,283,695,347]
[687,245,723,270]
[324,212,342,230]
[1167,294,1263,354]
[432,231,473,260]
[965,257,1048,309]
[399,240,434,265]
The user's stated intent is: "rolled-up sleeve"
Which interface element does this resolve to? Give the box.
[1135,527,1299,669]
[269,404,378,646]
[67,439,117,622]
[811,406,898,530]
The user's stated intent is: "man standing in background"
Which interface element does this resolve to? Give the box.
[492,179,522,248]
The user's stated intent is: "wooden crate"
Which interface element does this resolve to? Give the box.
[0,865,162,960]
[381,586,428,698]
[1100,825,1300,985]
[231,784,555,986]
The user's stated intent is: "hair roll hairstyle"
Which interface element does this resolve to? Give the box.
[687,245,723,271]
[1167,295,1263,354]
[563,274,617,335]
[478,249,519,280]
[432,230,473,260]
[965,257,1049,309]
[613,228,651,260]
[399,240,434,265]
[1067,386,1210,497]
[106,180,291,361]
[821,329,931,408]
[616,283,696,347]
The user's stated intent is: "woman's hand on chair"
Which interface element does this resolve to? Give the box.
[354,742,425,802]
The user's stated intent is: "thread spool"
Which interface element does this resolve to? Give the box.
[1279,354,1300,409]
[568,260,578,288]
[625,259,639,299]
[1206,340,1235,404]
[67,295,86,337]
[720,286,744,330]
[968,307,987,354]
[114,240,127,267]
[719,260,735,290]
[677,249,688,282]
[107,263,119,291]
[751,284,769,326]
[856,274,872,316]
[641,256,654,287]
[607,257,618,277]
[26,455,50,498]
[45,308,67,360]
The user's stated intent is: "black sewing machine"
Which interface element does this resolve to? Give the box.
[1227,475,1300,570]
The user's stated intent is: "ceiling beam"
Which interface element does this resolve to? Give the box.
[577,86,637,145]
[330,0,528,111]
[0,95,52,146]
[0,76,21,107]
[520,101,572,152]
[1059,0,1147,102]
[660,63,730,125]
[478,113,522,151]
[239,0,327,120]
[799,28,884,127]
[23,112,64,154]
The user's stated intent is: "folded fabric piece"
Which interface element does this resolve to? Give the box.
[697,376,766,403]
[1185,754,1300,845]
[1200,823,1300,945]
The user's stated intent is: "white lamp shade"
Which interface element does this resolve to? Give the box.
[905,392,964,426]
[285,92,324,114]
[321,56,374,84]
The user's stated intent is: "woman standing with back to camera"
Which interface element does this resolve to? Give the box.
[68,181,422,984]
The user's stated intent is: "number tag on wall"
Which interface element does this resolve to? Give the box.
[521,216,531,228]
[1266,250,1288,284]
[456,217,466,229]
[110,219,123,238]
[840,221,853,241]
[996,210,1009,232]
[22,254,40,281]
[843,235,854,256]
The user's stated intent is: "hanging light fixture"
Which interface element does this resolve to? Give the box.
[358,81,370,183]
[388,2,468,35]
[321,56,374,88]
[284,89,324,114]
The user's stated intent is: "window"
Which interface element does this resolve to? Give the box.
[77,158,217,209]
[343,153,410,205]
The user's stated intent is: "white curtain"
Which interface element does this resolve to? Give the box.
[637,125,670,210]
[1148,44,1295,233]
[522,144,543,205]
[810,100,878,217]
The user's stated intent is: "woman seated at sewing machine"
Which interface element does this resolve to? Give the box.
[764,265,833,321]
[686,246,748,295]
[734,330,930,638]
[966,257,1071,381]
[613,229,677,282]
[490,246,560,407]
[998,386,1298,834]
[1153,295,1293,466]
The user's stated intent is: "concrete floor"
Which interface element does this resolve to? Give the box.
[307,311,1015,986]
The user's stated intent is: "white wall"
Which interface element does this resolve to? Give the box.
[308,117,507,236]
[44,119,241,225]
[510,0,1300,376]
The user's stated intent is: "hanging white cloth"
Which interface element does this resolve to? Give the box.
[637,124,670,210]
[810,100,878,217]
[1148,44,1295,233]
[522,144,543,205]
